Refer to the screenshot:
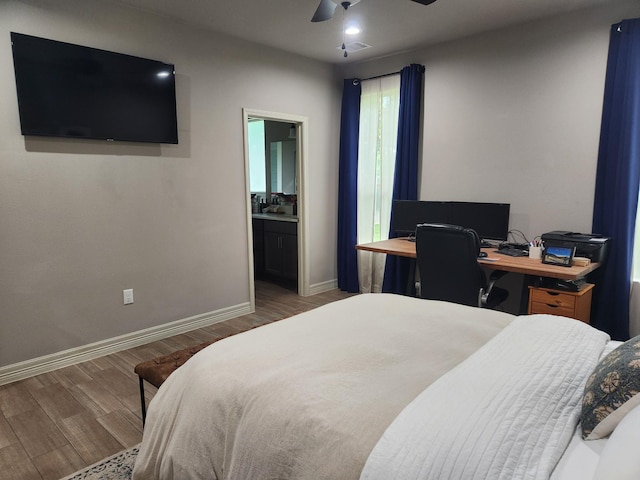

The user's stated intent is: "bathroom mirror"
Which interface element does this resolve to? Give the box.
[270,140,296,194]
[248,119,297,196]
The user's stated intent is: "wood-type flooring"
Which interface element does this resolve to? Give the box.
[0,281,355,479]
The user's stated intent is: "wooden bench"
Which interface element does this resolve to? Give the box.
[134,324,265,425]
[134,341,214,425]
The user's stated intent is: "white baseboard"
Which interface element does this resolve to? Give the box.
[307,279,338,296]
[0,302,252,386]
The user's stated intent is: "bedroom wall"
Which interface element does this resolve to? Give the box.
[341,0,640,241]
[339,0,640,314]
[0,0,342,369]
[3,0,638,371]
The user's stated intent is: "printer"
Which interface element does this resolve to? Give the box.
[541,231,610,263]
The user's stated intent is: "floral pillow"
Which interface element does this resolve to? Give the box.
[581,334,640,440]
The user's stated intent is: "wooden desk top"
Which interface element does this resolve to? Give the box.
[355,237,600,281]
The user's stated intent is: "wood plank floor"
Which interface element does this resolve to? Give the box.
[0,281,355,480]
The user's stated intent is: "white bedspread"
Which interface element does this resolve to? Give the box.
[360,315,610,480]
[133,294,513,480]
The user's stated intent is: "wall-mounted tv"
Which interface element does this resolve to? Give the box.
[10,32,178,144]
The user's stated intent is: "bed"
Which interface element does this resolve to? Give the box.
[132,293,640,480]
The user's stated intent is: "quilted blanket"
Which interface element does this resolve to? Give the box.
[360,314,610,480]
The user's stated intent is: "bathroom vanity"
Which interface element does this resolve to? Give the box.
[252,214,298,288]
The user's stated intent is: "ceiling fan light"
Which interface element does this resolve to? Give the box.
[345,26,360,35]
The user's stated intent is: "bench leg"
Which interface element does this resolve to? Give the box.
[139,376,147,427]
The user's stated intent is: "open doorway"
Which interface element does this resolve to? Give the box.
[242,109,309,312]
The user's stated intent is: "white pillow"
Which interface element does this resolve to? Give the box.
[593,404,640,480]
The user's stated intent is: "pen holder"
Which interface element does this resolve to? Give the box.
[529,246,542,260]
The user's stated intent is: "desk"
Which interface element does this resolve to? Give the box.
[356,237,600,319]
[356,237,599,280]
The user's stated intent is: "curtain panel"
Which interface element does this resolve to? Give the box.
[338,64,425,294]
[357,76,400,292]
[383,64,426,294]
[592,18,640,340]
[337,79,361,293]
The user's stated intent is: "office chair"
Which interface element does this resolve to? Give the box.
[414,223,508,308]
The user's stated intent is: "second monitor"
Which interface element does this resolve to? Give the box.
[391,200,510,243]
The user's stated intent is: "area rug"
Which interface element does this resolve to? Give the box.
[60,445,139,480]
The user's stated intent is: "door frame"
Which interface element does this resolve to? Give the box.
[242,108,309,310]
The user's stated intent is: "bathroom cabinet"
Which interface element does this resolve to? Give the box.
[252,217,298,286]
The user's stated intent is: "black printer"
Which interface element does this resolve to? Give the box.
[541,231,610,263]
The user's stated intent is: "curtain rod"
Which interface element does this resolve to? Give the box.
[353,70,401,85]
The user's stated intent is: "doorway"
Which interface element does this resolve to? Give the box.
[242,109,309,312]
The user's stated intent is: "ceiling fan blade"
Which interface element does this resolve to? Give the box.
[411,0,437,5]
[311,0,338,22]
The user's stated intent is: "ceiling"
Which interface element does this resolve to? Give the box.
[113,0,620,64]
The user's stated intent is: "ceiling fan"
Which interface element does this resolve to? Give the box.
[311,0,437,23]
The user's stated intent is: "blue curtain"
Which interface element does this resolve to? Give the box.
[382,64,426,294]
[591,19,640,341]
[337,79,362,292]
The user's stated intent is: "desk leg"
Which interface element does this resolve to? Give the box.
[406,259,417,296]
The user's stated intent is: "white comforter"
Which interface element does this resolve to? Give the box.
[133,294,512,479]
[360,314,610,480]
[133,294,609,480]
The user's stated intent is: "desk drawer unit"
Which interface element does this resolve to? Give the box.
[527,284,594,324]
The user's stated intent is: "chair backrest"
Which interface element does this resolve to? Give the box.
[415,223,486,307]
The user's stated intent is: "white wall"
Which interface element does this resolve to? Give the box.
[342,1,640,240]
[0,0,342,369]
[3,0,639,369]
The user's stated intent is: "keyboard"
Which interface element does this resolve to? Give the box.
[495,247,529,257]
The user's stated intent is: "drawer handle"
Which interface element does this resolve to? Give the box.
[546,303,559,308]
[546,291,560,296]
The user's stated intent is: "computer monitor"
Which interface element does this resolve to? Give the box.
[390,200,511,242]
[391,200,449,236]
[448,202,510,242]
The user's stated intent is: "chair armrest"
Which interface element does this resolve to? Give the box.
[481,270,509,306]
[487,270,508,291]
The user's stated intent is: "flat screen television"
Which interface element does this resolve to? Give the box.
[10,32,178,144]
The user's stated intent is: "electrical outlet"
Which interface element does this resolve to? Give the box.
[123,288,134,305]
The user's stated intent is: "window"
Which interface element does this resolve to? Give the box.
[248,119,266,193]
[357,75,400,292]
